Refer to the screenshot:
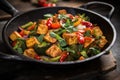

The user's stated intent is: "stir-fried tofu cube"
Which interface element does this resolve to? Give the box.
[37,24,48,34]
[62,32,77,45]
[58,9,67,14]
[26,37,40,48]
[23,30,30,35]
[92,26,103,37]
[98,36,108,48]
[9,31,22,41]
[23,48,37,58]
[84,37,95,48]
[46,44,62,57]
[44,32,57,43]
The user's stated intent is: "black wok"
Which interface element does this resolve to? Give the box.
[0,0,116,66]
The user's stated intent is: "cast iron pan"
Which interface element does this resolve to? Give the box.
[0,0,116,66]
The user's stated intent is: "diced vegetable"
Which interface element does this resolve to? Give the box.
[62,32,77,45]
[10,31,22,41]
[92,26,103,37]
[79,56,85,60]
[44,31,57,43]
[46,18,52,29]
[37,34,45,43]
[51,22,61,29]
[27,22,36,31]
[80,50,88,58]
[50,31,67,47]
[34,42,50,55]
[46,44,62,57]
[98,36,108,48]
[44,14,53,18]
[81,21,93,28]
[74,18,82,27]
[41,56,60,62]
[84,37,94,48]
[60,51,68,62]
[26,37,40,48]
[89,47,100,55]
[23,48,37,58]
[21,22,33,29]
[37,24,48,34]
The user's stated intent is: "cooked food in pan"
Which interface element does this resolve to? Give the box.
[9,9,108,62]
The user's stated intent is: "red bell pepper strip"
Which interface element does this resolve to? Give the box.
[19,30,24,37]
[60,52,68,62]
[51,22,61,29]
[78,36,85,44]
[12,41,17,47]
[34,55,41,60]
[46,18,52,29]
[81,21,93,28]
[27,22,36,31]
[76,30,85,44]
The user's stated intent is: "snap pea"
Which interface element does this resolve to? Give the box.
[21,22,33,29]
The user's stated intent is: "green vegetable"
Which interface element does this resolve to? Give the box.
[89,47,100,55]
[78,44,83,52]
[58,14,67,19]
[13,38,26,53]
[37,34,45,43]
[84,30,91,37]
[34,42,50,55]
[79,13,90,21]
[61,19,77,33]
[41,56,60,62]
[16,48,23,54]
[44,14,53,18]
[29,30,37,36]
[50,32,67,47]
[49,56,61,62]
[63,47,75,54]
[81,50,88,58]
[21,22,33,29]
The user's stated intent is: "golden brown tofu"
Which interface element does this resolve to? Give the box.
[37,24,48,34]
[84,37,95,48]
[23,48,37,58]
[26,37,40,48]
[58,9,67,14]
[98,36,108,48]
[46,44,62,57]
[39,20,47,25]
[44,32,57,43]
[62,32,77,45]
[23,30,30,35]
[9,31,22,41]
[92,26,103,37]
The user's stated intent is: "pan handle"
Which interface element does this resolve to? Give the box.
[80,1,115,20]
[0,0,19,16]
